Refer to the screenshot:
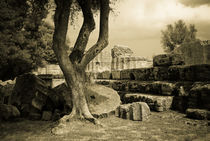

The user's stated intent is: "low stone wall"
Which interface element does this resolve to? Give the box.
[93,64,210,82]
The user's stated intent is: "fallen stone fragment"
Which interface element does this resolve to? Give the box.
[124,93,173,112]
[116,102,150,121]
[0,104,20,120]
[42,111,52,121]
[186,108,210,120]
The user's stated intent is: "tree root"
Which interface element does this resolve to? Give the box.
[51,113,103,135]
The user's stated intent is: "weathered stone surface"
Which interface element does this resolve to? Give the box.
[118,104,131,119]
[131,68,154,81]
[130,102,150,121]
[177,64,210,81]
[11,73,49,108]
[112,81,128,91]
[172,96,188,112]
[189,83,210,110]
[153,67,169,81]
[116,102,150,121]
[52,83,72,113]
[120,69,131,80]
[86,84,121,118]
[96,80,179,96]
[0,79,15,104]
[186,108,210,120]
[160,82,176,96]
[111,71,121,80]
[101,71,111,79]
[153,54,184,67]
[0,104,20,120]
[10,74,66,119]
[42,111,52,121]
[124,93,173,111]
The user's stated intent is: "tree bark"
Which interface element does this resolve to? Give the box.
[52,0,99,124]
[52,0,110,128]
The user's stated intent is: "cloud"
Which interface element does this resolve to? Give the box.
[178,0,210,7]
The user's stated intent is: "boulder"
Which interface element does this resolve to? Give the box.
[186,108,210,120]
[124,93,173,111]
[0,104,20,120]
[153,54,184,67]
[85,84,121,118]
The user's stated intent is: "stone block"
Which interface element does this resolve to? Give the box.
[153,54,184,67]
[112,81,128,91]
[189,83,210,109]
[124,93,174,111]
[172,96,188,112]
[153,67,169,81]
[102,71,111,79]
[160,82,176,96]
[186,108,210,120]
[119,104,131,119]
[117,102,150,121]
[111,71,121,80]
[120,69,131,80]
[130,102,150,121]
[178,64,210,81]
[42,111,52,121]
[168,66,180,81]
[131,68,154,81]
[96,72,103,79]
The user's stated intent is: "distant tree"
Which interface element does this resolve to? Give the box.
[161,20,198,53]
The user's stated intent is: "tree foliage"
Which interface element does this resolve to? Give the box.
[0,0,50,80]
[161,20,198,53]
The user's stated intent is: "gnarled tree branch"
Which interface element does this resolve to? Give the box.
[69,0,95,63]
[80,0,110,68]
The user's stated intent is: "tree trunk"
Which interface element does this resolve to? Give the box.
[52,0,97,124]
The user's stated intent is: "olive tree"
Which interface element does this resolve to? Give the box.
[52,0,111,124]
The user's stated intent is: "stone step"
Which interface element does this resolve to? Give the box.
[124,93,174,112]
[115,102,150,121]
[96,80,194,96]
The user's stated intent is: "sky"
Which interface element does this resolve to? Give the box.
[68,0,210,59]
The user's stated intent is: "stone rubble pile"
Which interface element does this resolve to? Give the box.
[94,53,210,120]
[0,73,121,121]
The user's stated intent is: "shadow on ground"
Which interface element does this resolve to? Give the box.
[0,111,209,141]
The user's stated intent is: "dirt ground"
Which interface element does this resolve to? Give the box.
[0,110,209,141]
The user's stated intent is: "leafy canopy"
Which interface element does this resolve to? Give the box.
[161,20,198,53]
